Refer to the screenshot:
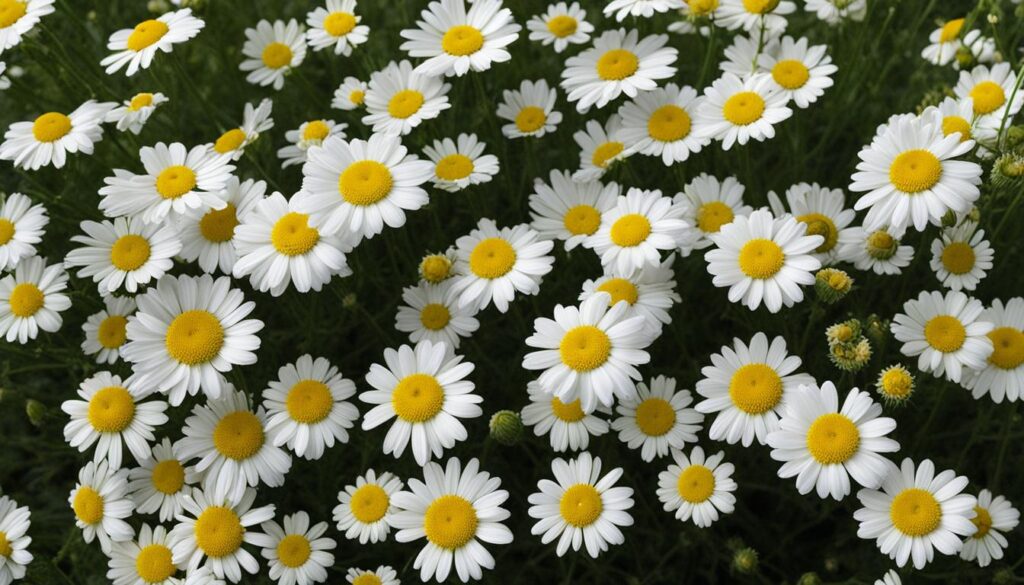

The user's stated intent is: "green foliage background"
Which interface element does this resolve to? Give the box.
[1,0,1022,583]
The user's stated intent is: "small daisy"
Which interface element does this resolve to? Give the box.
[963,298,1024,403]
[98,142,235,225]
[105,92,169,135]
[572,115,634,181]
[81,295,136,364]
[527,451,634,558]
[696,73,793,150]
[333,469,403,544]
[925,96,977,144]
[0,0,54,54]
[211,99,274,159]
[766,182,856,265]
[0,100,115,170]
[332,77,367,111]
[561,28,677,113]
[675,173,751,252]
[240,19,306,90]
[612,375,703,462]
[69,460,134,554]
[921,18,965,67]
[277,119,348,168]
[360,340,481,465]
[107,524,182,585]
[695,332,815,446]
[346,566,399,585]
[960,489,1020,567]
[497,79,562,139]
[260,511,336,585]
[399,0,521,78]
[522,292,652,413]
[65,216,182,294]
[854,458,977,569]
[875,364,915,405]
[389,457,512,582]
[100,9,204,76]
[805,0,866,24]
[305,0,369,56]
[605,0,684,21]
[718,0,796,34]
[526,2,593,53]
[874,570,901,585]
[656,446,737,528]
[521,380,609,452]
[184,567,226,585]
[177,177,266,275]
[891,290,994,383]
[929,221,993,292]
[423,133,499,192]
[0,495,32,585]
[262,354,360,460]
[837,225,914,275]
[617,82,709,165]
[176,386,292,504]
[0,191,47,271]
[758,36,836,108]
[578,254,681,334]
[529,169,619,250]
[395,279,480,349]
[363,60,451,137]
[121,274,264,406]
[0,255,70,343]
[127,437,198,522]
[719,33,773,78]
[450,218,555,313]
[586,188,689,275]
[419,249,458,284]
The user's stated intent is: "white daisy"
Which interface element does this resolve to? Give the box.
[586,187,689,275]
[305,0,369,56]
[521,380,609,452]
[718,0,796,34]
[766,182,856,265]
[0,191,47,271]
[578,254,681,334]
[81,295,136,364]
[0,495,31,585]
[924,96,977,145]
[605,0,684,21]
[363,60,451,137]
[891,290,994,383]
[675,173,751,252]
[106,524,182,585]
[804,0,866,24]
[874,570,901,585]
[65,216,182,294]
[960,489,1020,567]
[836,225,914,275]
[656,446,737,528]
[612,375,703,462]
[929,221,993,292]
[528,169,619,250]
[240,19,307,90]
[695,73,793,149]
[921,18,965,66]
[719,33,773,78]
[69,460,134,554]
[963,298,1024,403]
[526,2,593,53]
[0,100,115,170]
[0,255,70,343]
[423,133,499,192]
[399,0,521,78]
[345,566,399,585]
[177,177,266,275]
[127,437,198,523]
[332,469,404,544]
[616,82,709,165]
[395,279,480,349]
[956,30,997,71]
[332,77,367,111]
[184,566,226,585]
[100,9,204,76]
[571,115,634,181]
[211,99,275,160]
[277,119,348,168]
[105,92,169,135]
[260,511,336,585]
[497,79,562,139]
[0,0,54,54]
[758,35,836,108]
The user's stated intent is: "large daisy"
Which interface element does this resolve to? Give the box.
[891,290,994,383]
[0,255,70,343]
[0,100,115,170]
[611,375,703,462]
[0,0,54,54]
[616,82,708,165]
[65,216,182,294]
[333,469,404,544]
[521,380,609,452]
[656,446,737,528]
[69,460,134,554]
[585,187,690,275]
[363,60,451,137]
[240,19,307,90]
[695,72,793,150]
[395,279,480,349]
[399,0,521,78]
[0,191,48,271]
[177,177,266,275]
[100,9,205,76]
[953,62,1024,122]
[963,297,1024,403]
[528,169,619,250]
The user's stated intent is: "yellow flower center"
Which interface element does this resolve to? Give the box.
[349,89,365,105]
[728,363,783,414]
[597,278,639,306]
[924,315,967,353]
[867,230,897,260]
[155,165,197,200]
[151,459,186,494]
[424,495,478,549]
[271,212,320,256]
[697,201,735,233]
[194,506,244,558]
[73,486,105,525]
[135,544,175,584]
[969,81,1005,115]
[165,310,224,365]
[212,411,265,460]
[324,11,357,36]
[889,150,942,193]
[687,0,719,16]
[32,112,72,143]
[0,0,27,29]
[771,60,810,90]
[796,212,838,253]
[550,397,586,422]
[419,303,451,331]
[546,14,578,37]
[98,315,129,349]
[596,49,639,81]
[110,234,152,271]
[387,89,425,119]
[87,386,136,433]
[938,18,964,42]
[890,488,942,536]
[806,413,860,464]
[677,465,715,503]
[880,368,913,399]
[129,93,155,111]
[126,19,170,52]
[647,105,691,142]
[563,205,601,236]
[199,204,239,243]
[8,283,44,318]
[353,575,382,585]
[286,379,334,424]
[722,92,766,126]
[420,255,453,283]
[0,218,14,245]
[738,238,785,279]
[592,141,624,169]
[302,120,331,142]
[987,327,1024,370]
[276,534,311,568]
[261,42,294,69]
[469,237,517,279]
[435,154,474,181]
[971,505,993,539]
[559,484,603,527]
[441,25,484,56]
[514,106,547,133]
[559,325,612,372]
[350,483,390,523]
[214,128,246,154]
[0,532,10,558]
[392,373,445,423]
[940,241,975,275]
[941,115,972,142]
[610,213,651,247]
[635,397,676,436]
[742,0,781,13]
[339,160,394,206]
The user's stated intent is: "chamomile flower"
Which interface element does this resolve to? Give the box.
[527,451,634,558]
[121,274,264,406]
[305,0,369,56]
[612,375,703,462]
[211,99,274,159]
[528,170,619,250]
[346,566,399,585]
[571,115,633,181]
[526,3,593,53]
[363,60,451,137]
[240,20,306,90]
[718,0,796,34]
[0,0,54,54]
[399,0,521,78]
[184,567,225,585]
[805,0,866,24]
[262,354,360,460]
[522,292,652,413]
[695,332,815,446]
[704,209,823,313]
[389,457,512,582]
[891,290,994,383]
[0,100,115,170]
[854,458,977,569]
[450,218,555,313]
[423,133,499,192]
[333,469,403,544]
[655,446,737,528]
[107,524,182,585]
[0,191,47,271]
[0,495,32,585]
[605,0,684,21]
[837,225,914,275]
[521,380,609,452]
[963,298,1024,403]
[277,119,347,169]
[586,188,689,274]
[719,33,773,78]
[929,221,993,291]
[616,82,708,165]
[332,77,367,110]
[100,9,204,76]
[82,295,136,364]
[767,182,856,265]
[758,36,836,108]
[578,254,681,334]
[960,489,1020,567]
[69,460,134,554]
[127,437,198,522]
[177,177,266,275]
[260,512,336,585]
[105,92,168,135]
[675,173,751,252]
[696,73,793,149]
[395,279,480,349]
[497,79,562,139]
[65,217,182,294]
[561,28,678,113]
[924,96,977,145]
[0,255,70,343]
[874,570,901,585]
[956,30,997,71]
[921,18,965,67]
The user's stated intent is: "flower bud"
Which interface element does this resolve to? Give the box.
[731,547,759,575]
[815,268,853,304]
[876,364,915,404]
[489,410,523,446]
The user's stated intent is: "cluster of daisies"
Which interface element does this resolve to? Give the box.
[0,0,1023,584]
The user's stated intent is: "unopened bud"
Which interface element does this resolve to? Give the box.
[489,410,523,446]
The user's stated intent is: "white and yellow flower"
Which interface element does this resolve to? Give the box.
[766,182,856,265]
[345,566,399,585]
[696,73,793,150]
[211,99,274,160]
[497,79,562,139]
[521,380,609,452]
[363,60,451,137]
[526,2,593,53]
[332,77,367,110]
[612,375,703,462]
[240,19,307,90]
[333,469,403,544]
[586,187,689,275]
[127,437,198,523]
[105,92,168,135]
[395,279,480,349]
[305,0,369,56]
[400,0,521,78]
[758,36,836,108]
[655,446,737,527]
[0,255,70,343]
[278,119,347,168]
[578,254,681,334]
[805,0,866,24]
[423,133,499,192]
[0,494,32,585]
[929,221,993,292]
[100,9,204,76]
[65,216,182,294]
[837,225,914,275]
[0,100,115,170]
[675,173,751,252]
[605,0,685,21]
[718,0,796,34]
[616,82,708,165]
[0,191,47,271]
[529,169,619,250]
[69,460,134,554]
[892,290,994,383]
[963,298,1024,403]
[106,523,182,585]
[81,295,136,364]
[571,115,634,181]
[921,18,965,66]
[259,511,336,585]
[960,489,1020,567]
[177,177,266,275]
[0,0,54,54]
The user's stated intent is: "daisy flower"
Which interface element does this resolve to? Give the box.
[704,209,823,313]
[395,279,480,349]
[528,169,619,250]
[0,495,32,585]
[526,2,593,53]
[874,570,901,585]
[527,451,634,558]
[389,457,512,582]
[854,458,976,569]
[921,18,965,66]
[0,100,115,170]
[656,446,737,528]
[211,99,274,159]
[929,221,993,292]
[891,290,994,383]
[767,182,856,265]
[419,249,458,284]
[298,133,434,240]
[0,0,54,54]
[177,177,266,275]
[176,386,292,504]
[106,524,182,585]
[561,28,677,113]
[522,292,652,413]
[399,0,521,78]
[675,173,751,252]
[98,142,235,226]
[963,298,1024,403]
[240,19,306,90]
[612,375,703,462]
[127,437,198,522]
[960,489,1020,567]
[718,0,796,34]
[65,217,182,294]
[363,60,451,137]
[360,340,481,465]
[616,82,709,165]
[450,218,555,313]
[105,92,169,135]
[100,9,204,76]
[0,255,70,343]
[121,274,264,406]
[260,512,336,585]
[346,566,399,585]
[423,133,499,192]
[261,354,360,460]
[956,30,997,71]
[696,73,793,150]
[0,191,48,271]
[69,460,134,554]
[925,96,977,144]
[305,0,369,56]
[521,380,609,452]
[333,469,404,544]
[497,79,563,139]
[277,119,348,168]
[578,254,681,334]
[758,36,836,108]
[332,77,367,110]
[766,381,899,501]
[605,0,684,21]
[719,33,773,78]
[586,188,689,275]
[184,567,226,585]
[571,115,634,181]
[81,295,136,364]
[695,332,815,446]
[805,0,866,24]
[837,225,914,275]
